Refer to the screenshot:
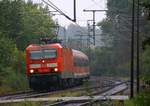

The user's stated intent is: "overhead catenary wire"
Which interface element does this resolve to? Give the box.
[41,0,102,47]
[42,0,90,37]
[90,0,107,9]
[41,0,65,16]
[41,0,85,26]
[47,0,68,17]
[41,0,73,21]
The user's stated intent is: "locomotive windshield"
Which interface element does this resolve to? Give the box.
[30,49,57,59]
[30,50,42,59]
[43,49,56,58]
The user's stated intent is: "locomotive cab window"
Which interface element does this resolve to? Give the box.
[43,49,57,59]
[30,50,42,59]
[29,49,57,59]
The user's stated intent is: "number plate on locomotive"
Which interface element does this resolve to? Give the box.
[47,63,58,67]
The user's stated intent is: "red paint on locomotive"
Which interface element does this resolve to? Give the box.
[26,43,89,89]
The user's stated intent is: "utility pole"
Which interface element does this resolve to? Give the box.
[87,22,91,48]
[78,34,82,49]
[73,0,76,22]
[87,20,93,48]
[87,22,90,48]
[87,20,93,63]
[93,11,95,45]
[63,27,67,47]
[83,10,107,45]
[136,0,140,94]
[131,0,135,98]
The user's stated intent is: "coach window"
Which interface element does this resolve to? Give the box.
[84,59,87,66]
[78,58,81,66]
[85,59,87,66]
[74,57,81,66]
[85,59,88,66]
[73,57,75,65]
[73,57,77,66]
[81,59,85,66]
[77,57,80,66]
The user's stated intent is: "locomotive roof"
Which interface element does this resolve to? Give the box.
[26,43,88,60]
[26,43,62,50]
[72,49,89,60]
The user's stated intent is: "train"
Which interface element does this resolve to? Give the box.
[26,42,90,90]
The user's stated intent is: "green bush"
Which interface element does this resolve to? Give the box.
[125,89,150,106]
[2,69,28,91]
[142,45,150,85]
[0,36,29,94]
[2,101,41,106]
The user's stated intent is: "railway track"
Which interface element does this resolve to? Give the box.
[48,81,128,106]
[0,77,115,100]
[0,82,114,101]
[0,90,35,100]
[0,77,128,105]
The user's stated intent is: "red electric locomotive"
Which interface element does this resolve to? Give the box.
[26,43,90,90]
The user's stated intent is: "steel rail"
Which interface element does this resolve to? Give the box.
[48,81,128,106]
[0,77,116,100]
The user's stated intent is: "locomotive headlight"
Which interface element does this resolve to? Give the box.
[30,69,34,73]
[42,60,45,63]
[54,68,58,72]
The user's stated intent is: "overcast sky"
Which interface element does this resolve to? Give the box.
[33,0,107,27]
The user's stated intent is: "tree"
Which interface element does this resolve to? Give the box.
[0,34,18,85]
[0,0,56,50]
[0,0,56,93]
[18,0,56,50]
[0,0,23,39]
[97,0,131,76]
